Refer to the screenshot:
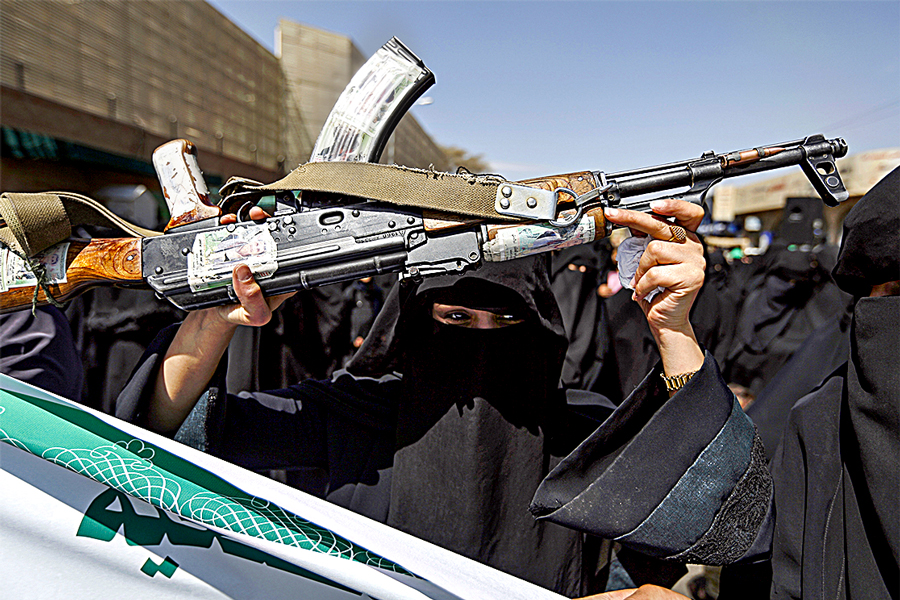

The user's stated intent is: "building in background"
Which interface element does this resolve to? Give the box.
[276,19,447,171]
[0,0,447,224]
[0,0,284,211]
[276,20,364,168]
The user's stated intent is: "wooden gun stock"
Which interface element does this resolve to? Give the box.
[517,171,598,196]
[0,238,143,314]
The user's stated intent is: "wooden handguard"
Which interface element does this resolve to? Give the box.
[424,170,601,233]
[0,238,143,314]
[517,170,599,199]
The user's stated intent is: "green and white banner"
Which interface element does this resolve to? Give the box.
[0,374,563,600]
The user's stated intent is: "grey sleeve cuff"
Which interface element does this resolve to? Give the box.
[531,351,773,564]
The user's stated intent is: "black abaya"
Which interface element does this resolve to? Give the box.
[116,257,609,595]
[535,167,900,600]
[769,296,899,599]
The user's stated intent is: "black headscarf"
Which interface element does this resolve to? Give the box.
[344,254,567,377]
[832,166,900,296]
[723,241,844,396]
[346,256,591,595]
[767,166,900,598]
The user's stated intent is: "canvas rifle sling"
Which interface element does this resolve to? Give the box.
[0,191,159,258]
[254,161,524,222]
[0,162,526,258]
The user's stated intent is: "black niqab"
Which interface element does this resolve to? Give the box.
[767,167,900,599]
[346,257,592,595]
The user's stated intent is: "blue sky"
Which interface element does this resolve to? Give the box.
[208,1,899,180]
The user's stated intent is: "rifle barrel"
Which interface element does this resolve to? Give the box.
[600,135,847,202]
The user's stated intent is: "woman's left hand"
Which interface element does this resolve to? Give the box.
[603,199,707,385]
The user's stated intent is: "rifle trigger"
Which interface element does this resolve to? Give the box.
[235,201,255,223]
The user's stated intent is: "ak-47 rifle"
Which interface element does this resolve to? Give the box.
[0,39,849,314]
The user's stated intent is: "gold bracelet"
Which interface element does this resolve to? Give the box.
[660,369,699,392]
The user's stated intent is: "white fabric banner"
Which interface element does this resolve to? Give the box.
[0,374,563,600]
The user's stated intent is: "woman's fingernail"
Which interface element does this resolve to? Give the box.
[236,264,253,282]
[604,207,619,218]
[649,200,666,210]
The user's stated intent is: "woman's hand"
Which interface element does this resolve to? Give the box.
[577,584,690,600]
[212,205,296,327]
[208,262,296,328]
[604,199,705,333]
[148,206,294,432]
[603,199,706,387]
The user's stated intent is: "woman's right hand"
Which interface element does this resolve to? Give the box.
[148,206,294,433]
[209,262,296,328]
[210,205,296,327]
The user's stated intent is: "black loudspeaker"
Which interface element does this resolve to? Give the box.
[777,197,826,246]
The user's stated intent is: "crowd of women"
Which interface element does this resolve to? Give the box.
[1,167,896,599]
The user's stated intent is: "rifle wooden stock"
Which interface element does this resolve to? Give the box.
[0,238,143,314]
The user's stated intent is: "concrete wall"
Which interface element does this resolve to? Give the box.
[1,2,448,198]
[277,19,447,170]
[276,20,361,166]
[1,0,285,172]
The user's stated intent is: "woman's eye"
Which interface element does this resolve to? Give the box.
[445,311,472,323]
[431,303,524,328]
[493,314,525,327]
[432,304,476,326]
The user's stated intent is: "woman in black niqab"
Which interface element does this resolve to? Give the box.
[117,253,604,595]
[549,241,611,391]
[722,239,845,398]
[759,166,900,599]
[345,256,599,595]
